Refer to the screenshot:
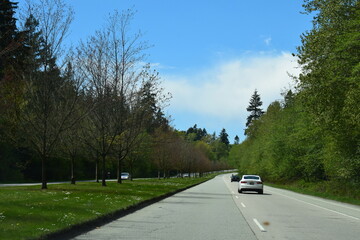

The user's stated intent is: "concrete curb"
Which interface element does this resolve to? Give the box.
[37,178,213,240]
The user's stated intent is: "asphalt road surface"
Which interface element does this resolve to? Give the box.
[71,174,360,240]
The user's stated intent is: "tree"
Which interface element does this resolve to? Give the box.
[234,135,240,145]
[106,9,153,184]
[296,0,360,181]
[58,61,87,185]
[219,128,229,146]
[245,89,265,135]
[16,0,77,189]
[152,129,173,179]
[0,0,25,139]
[76,29,116,187]
[0,0,20,78]
[22,0,74,65]
[282,90,295,108]
[186,124,208,141]
[76,9,151,186]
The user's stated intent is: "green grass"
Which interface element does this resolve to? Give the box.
[266,180,360,206]
[0,176,214,240]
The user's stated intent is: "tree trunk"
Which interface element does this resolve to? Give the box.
[41,155,47,189]
[101,154,106,186]
[130,161,133,181]
[95,157,99,183]
[70,156,75,184]
[117,154,122,184]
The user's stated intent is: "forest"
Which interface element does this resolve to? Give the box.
[229,0,360,194]
[0,0,231,188]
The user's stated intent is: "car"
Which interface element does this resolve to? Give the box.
[238,175,263,194]
[121,172,131,180]
[230,174,240,182]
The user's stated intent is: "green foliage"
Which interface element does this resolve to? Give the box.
[219,128,230,146]
[230,0,360,194]
[184,124,234,164]
[232,97,329,182]
[186,124,207,141]
[297,0,360,181]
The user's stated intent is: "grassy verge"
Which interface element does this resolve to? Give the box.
[0,176,215,240]
[266,180,360,206]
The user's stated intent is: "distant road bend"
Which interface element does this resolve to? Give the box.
[68,174,360,240]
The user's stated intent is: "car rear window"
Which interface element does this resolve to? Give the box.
[244,176,260,180]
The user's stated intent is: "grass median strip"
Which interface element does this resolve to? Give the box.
[0,176,214,240]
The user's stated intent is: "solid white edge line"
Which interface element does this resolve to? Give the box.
[268,187,360,213]
[267,189,360,221]
[241,202,246,208]
[253,218,266,232]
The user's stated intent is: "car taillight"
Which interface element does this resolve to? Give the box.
[241,181,247,183]
[257,182,263,184]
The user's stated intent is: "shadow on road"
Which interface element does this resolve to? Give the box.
[239,192,272,196]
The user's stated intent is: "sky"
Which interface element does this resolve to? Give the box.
[16,0,314,142]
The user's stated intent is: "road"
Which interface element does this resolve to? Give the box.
[71,174,360,240]
[223,175,360,240]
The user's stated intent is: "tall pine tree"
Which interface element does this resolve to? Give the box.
[245,89,264,135]
[219,128,229,146]
[234,135,239,144]
[21,14,45,75]
[0,0,24,139]
[0,0,20,80]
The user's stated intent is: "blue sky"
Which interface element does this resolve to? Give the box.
[17,0,314,142]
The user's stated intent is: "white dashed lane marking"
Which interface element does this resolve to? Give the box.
[253,218,266,232]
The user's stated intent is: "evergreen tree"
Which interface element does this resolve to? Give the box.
[21,14,45,74]
[186,124,208,141]
[219,128,229,146]
[234,135,239,145]
[283,90,294,108]
[186,124,197,135]
[0,0,19,80]
[245,90,265,133]
[0,0,25,149]
[138,80,158,133]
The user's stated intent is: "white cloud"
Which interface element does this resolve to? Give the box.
[264,37,272,46]
[163,52,300,122]
[149,62,176,70]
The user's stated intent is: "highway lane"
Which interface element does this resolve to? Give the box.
[72,175,257,240]
[71,174,360,240]
[224,175,360,240]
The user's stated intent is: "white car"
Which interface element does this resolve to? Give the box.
[121,172,131,180]
[238,175,263,194]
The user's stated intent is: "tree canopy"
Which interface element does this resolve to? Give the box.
[230,0,360,190]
